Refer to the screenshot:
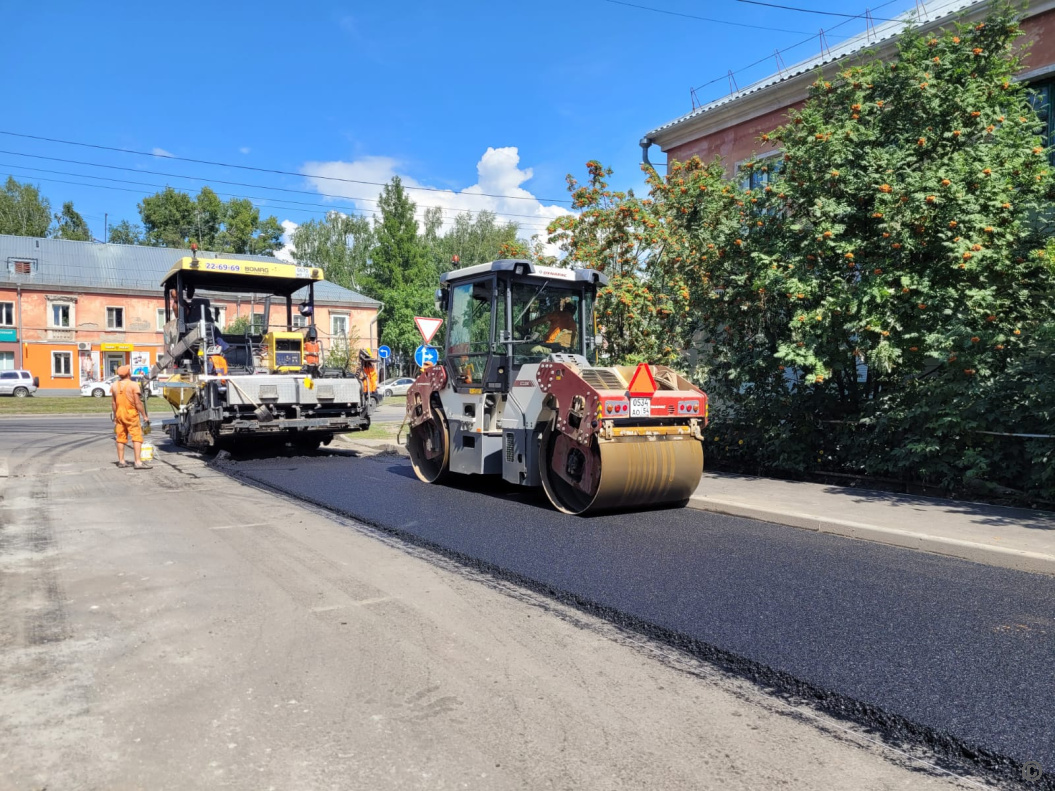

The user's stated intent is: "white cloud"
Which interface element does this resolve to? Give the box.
[298,147,570,254]
[239,146,251,155]
[274,219,298,262]
[151,147,173,158]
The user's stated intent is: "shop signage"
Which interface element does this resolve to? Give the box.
[0,329,16,342]
[100,343,134,352]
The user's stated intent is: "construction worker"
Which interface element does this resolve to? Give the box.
[359,349,378,396]
[208,351,228,377]
[111,365,150,469]
[525,300,578,353]
[304,327,321,369]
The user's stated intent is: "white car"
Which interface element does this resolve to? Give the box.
[0,370,39,397]
[378,377,415,399]
[81,375,161,398]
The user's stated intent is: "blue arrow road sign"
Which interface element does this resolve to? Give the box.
[377,345,391,360]
[414,345,439,367]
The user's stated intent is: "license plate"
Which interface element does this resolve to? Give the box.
[629,397,651,418]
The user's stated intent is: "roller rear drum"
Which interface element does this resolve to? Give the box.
[539,424,703,515]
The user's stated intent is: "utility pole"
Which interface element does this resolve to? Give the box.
[104,213,108,242]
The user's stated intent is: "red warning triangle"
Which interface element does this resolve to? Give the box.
[414,316,444,345]
[627,363,657,397]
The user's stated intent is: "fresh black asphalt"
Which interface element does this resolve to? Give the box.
[226,452,1055,784]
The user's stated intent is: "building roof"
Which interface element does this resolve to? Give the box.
[645,0,997,146]
[0,234,379,307]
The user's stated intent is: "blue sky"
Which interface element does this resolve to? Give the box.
[2,0,919,253]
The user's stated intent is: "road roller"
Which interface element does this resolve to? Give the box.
[404,259,707,514]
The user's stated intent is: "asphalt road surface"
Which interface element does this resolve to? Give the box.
[3,416,972,790]
[227,451,1055,785]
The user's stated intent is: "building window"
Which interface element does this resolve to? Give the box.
[7,258,37,275]
[739,151,783,191]
[1028,80,1054,162]
[157,308,167,331]
[251,313,266,334]
[51,304,71,328]
[292,314,308,329]
[331,314,349,337]
[214,306,227,329]
[0,302,13,327]
[106,306,125,330]
[0,351,13,371]
[52,351,72,377]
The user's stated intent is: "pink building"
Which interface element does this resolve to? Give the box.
[0,235,379,390]
[643,0,1055,176]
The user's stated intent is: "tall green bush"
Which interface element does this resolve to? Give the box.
[552,3,1055,499]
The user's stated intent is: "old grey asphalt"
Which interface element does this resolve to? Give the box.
[226,451,1055,786]
[0,416,973,790]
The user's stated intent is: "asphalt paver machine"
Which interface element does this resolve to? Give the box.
[405,260,708,514]
[151,251,370,450]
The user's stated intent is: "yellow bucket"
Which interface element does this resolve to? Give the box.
[140,441,155,462]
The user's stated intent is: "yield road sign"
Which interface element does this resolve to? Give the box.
[414,316,443,345]
[377,345,391,360]
[414,345,439,368]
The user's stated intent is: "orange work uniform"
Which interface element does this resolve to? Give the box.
[543,311,577,344]
[362,361,378,393]
[112,379,143,444]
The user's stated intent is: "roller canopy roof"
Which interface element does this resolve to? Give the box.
[162,256,325,296]
[440,259,608,286]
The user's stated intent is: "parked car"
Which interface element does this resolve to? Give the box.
[81,374,160,398]
[378,376,415,399]
[0,370,39,398]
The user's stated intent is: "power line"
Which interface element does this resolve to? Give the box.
[0,130,574,204]
[0,169,557,233]
[601,0,807,33]
[690,0,906,94]
[733,0,899,22]
[0,149,562,225]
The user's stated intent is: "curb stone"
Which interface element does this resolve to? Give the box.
[688,496,1055,576]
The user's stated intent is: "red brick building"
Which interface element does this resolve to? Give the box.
[0,235,380,390]
[644,0,1055,177]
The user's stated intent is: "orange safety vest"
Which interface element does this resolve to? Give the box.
[209,355,228,377]
[304,340,320,366]
[362,362,378,392]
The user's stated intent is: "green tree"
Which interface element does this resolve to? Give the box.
[291,211,374,290]
[140,187,197,247]
[225,314,251,335]
[705,4,1055,491]
[558,3,1055,499]
[548,160,691,366]
[138,187,282,254]
[424,209,524,273]
[219,197,283,255]
[54,201,92,241]
[0,177,52,237]
[108,219,143,245]
[364,177,435,356]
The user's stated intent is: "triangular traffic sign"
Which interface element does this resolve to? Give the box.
[627,362,657,397]
[415,316,444,345]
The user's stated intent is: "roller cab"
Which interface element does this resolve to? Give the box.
[405,259,707,515]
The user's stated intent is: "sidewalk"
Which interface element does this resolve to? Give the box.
[336,435,1055,576]
[691,473,1055,576]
